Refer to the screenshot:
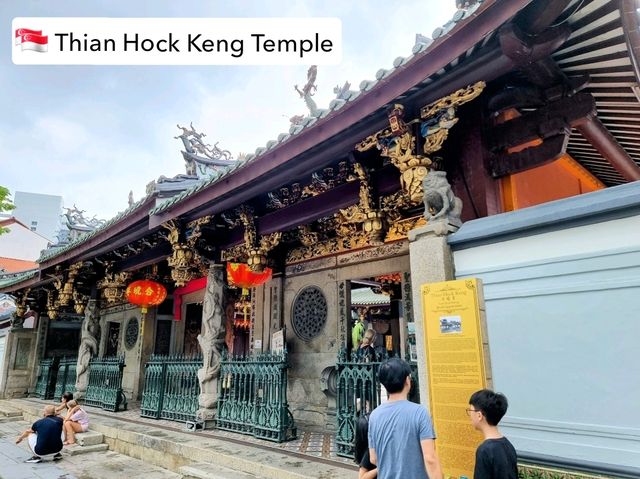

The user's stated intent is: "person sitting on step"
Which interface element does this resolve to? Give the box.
[55,391,73,415]
[63,400,90,445]
[16,405,63,463]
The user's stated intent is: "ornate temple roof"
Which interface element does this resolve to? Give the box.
[37,195,154,264]
[4,0,640,287]
[351,287,391,307]
[0,270,38,290]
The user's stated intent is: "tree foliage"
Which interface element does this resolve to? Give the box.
[0,186,16,235]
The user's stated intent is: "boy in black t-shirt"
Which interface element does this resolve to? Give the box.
[467,389,518,479]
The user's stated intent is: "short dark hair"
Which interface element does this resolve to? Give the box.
[378,358,411,394]
[62,392,74,402]
[354,414,369,464]
[469,389,508,426]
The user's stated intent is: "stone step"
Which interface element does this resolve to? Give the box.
[0,403,23,417]
[64,443,109,456]
[0,415,23,422]
[6,399,355,479]
[180,462,258,479]
[76,431,104,446]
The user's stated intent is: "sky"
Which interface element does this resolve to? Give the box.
[1,1,457,221]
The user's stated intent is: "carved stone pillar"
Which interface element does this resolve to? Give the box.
[74,300,100,400]
[196,264,227,424]
[10,312,24,330]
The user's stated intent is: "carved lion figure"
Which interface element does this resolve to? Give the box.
[422,170,463,227]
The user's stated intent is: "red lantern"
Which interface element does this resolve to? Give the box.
[226,263,272,295]
[125,279,167,314]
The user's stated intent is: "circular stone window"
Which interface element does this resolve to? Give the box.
[124,317,139,350]
[292,286,327,342]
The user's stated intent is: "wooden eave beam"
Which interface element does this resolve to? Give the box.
[0,275,54,294]
[514,0,573,35]
[576,117,640,181]
[113,242,172,273]
[488,93,596,151]
[75,222,160,263]
[218,165,400,249]
[490,134,569,177]
[39,196,156,269]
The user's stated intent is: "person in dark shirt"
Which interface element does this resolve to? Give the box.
[354,414,377,479]
[467,389,517,479]
[16,405,63,463]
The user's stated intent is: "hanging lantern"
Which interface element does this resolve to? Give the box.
[125,279,167,314]
[226,263,272,297]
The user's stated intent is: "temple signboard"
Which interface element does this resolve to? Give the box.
[272,328,285,353]
[421,278,490,479]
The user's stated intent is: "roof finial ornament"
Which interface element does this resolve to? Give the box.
[128,190,134,207]
[174,123,236,178]
[456,0,478,10]
[291,65,319,124]
[333,81,351,100]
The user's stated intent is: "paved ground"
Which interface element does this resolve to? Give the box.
[0,418,181,479]
[86,400,347,463]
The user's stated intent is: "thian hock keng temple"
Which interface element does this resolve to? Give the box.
[1,1,639,477]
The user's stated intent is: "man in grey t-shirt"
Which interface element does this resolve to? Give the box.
[369,358,443,479]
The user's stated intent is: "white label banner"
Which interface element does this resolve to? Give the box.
[12,17,342,65]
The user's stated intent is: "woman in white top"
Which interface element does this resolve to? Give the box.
[63,400,90,445]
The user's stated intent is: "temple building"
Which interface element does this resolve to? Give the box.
[1,1,639,476]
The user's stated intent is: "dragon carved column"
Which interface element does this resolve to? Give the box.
[74,299,100,400]
[196,264,227,423]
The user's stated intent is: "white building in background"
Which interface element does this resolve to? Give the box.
[0,218,50,268]
[12,192,63,243]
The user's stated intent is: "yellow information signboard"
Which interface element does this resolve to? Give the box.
[421,278,489,479]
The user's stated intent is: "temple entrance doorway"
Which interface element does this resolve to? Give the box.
[183,303,202,356]
[230,294,251,356]
[348,273,403,360]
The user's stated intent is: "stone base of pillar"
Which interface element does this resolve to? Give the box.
[408,221,459,410]
[196,407,217,429]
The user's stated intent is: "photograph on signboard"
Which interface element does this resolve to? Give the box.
[439,315,462,334]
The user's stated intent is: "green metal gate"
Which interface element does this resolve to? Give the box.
[84,356,126,411]
[216,350,296,443]
[34,358,58,400]
[140,354,201,422]
[335,348,382,458]
[53,357,77,400]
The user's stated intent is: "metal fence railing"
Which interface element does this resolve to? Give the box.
[335,348,382,458]
[53,356,77,400]
[84,356,126,412]
[34,358,58,400]
[215,350,296,443]
[140,354,201,422]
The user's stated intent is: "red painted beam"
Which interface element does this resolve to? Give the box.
[576,118,640,181]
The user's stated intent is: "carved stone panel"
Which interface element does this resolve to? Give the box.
[14,338,31,370]
[291,286,328,342]
[105,322,120,357]
[124,317,139,350]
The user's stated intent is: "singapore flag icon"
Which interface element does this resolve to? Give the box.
[15,28,48,52]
